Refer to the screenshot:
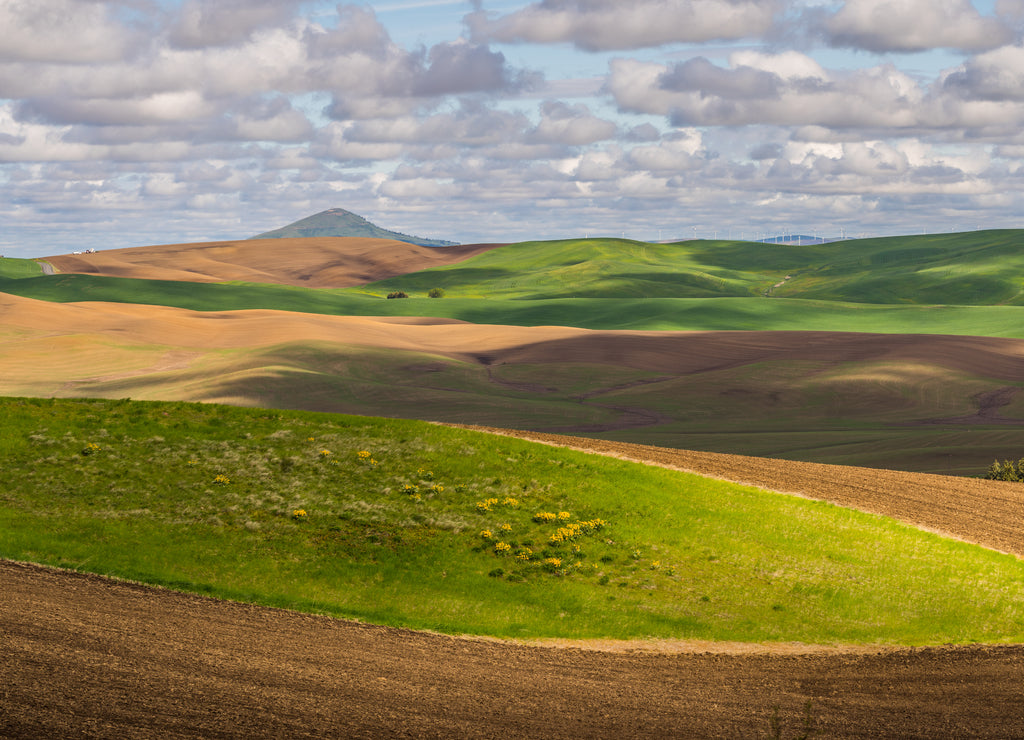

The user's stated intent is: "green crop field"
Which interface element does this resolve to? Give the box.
[0,257,43,280]
[3,396,1023,644]
[364,230,1024,306]
[5,273,1024,337]
[4,231,1024,336]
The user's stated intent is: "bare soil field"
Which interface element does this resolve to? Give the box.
[43,237,502,288]
[4,435,1024,738]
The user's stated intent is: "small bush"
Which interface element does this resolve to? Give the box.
[984,458,1024,481]
[428,287,446,298]
[386,291,408,299]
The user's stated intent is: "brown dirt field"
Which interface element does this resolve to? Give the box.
[5,430,1024,738]
[7,561,1024,740]
[43,237,503,288]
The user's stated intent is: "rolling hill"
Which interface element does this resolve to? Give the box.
[362,229,1024,305]
[3,229,1024,474]
[5,229,1024,736]
[41,236,499,288]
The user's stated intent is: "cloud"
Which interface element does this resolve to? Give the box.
[17,90,217,127]
[340,106,531,148]
[658,56,781,99]
[526,101,617,145]
[609,51,1024,138]
[941,45,1024,101]
[627,130,706,172]
[466,0,782,51]
[410,41,541,96]
[5,0,1024,257]
[820,0,1013,53]
[168,0,305,49]
[0,0,141,63]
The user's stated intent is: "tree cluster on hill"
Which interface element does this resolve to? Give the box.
[984,459,1024,481]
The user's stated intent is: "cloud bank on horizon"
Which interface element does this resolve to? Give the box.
[2,0,1024,256]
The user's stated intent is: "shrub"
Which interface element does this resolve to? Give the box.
[386,291,408,299]
[428,287,446,298]
[984,458,1024,481]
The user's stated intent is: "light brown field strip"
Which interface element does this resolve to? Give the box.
[44,236,503,288]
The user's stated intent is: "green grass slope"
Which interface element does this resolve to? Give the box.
[362,230,1024,305]
[3,396,1024,644]
[0,257,43,279]
[4,272,1024,337]
[359,237,770,299]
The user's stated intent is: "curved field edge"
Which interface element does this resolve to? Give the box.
[3,396,1023,645]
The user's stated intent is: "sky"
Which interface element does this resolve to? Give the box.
[4,0,1024,256]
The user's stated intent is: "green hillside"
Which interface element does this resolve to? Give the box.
[0,257,43,279]
[4,271,1024,338]
[8,231,1024,317]
[3,396,1023,644]
[360,230,1024,305]
[251,207,457,247]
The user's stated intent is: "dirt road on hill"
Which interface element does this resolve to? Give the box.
[5,435,1024,738]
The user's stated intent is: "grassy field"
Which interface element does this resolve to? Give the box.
[5,272,1024,337]
[0,257,43,279]
[363,230,1024,305]
[2,396,1024,644]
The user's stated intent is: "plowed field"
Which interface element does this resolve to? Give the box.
[4,435,1024,739]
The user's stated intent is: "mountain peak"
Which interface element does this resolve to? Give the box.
[250,208,457,247]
